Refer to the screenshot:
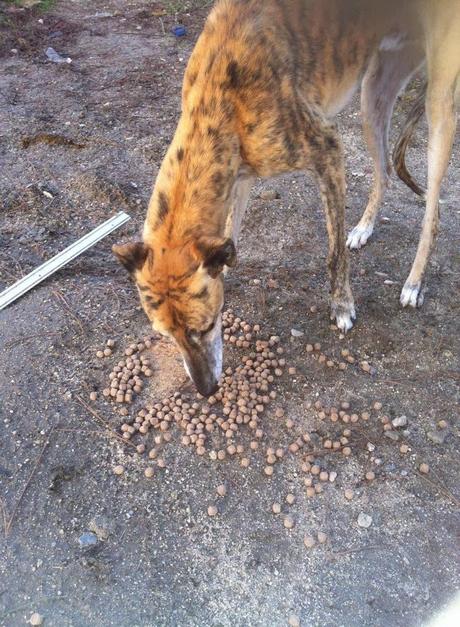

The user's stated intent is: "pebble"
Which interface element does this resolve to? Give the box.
[113,465,124,476]
[399,444,409,454]
[304,535,316,548]
[286,493,295,505]
[419,463,430,474]
[344,489,354,501]
[78,532,98,547]
[207,505,218,517]
[365,471,375,481]
[288,615,300,627]
[291,329,304,338]
[89,391,97,401]
[216,484,227,497]
[272,502,281,514]
[283,516,294,529]
[259,189,279,201]
[384,431,399,441]
[29,614,43,626]
[144,467,154,478]
[392,415,408,428]
[357,512,373,528]
[427,430,446,445]
[88,516,112,541]
[317,531,327,544]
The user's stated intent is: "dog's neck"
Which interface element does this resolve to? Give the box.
[144,103,242,248]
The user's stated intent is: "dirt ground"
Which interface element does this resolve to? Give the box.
[0,1,459,626]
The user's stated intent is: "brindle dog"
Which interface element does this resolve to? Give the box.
[114,0,459,395]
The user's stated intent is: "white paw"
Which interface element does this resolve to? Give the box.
[400,281,424,308]
[331,302,356,332]
[347,223,374,250]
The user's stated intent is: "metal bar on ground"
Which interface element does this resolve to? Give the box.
[0,211,131,312]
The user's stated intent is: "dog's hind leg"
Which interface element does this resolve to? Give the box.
[347,44,424,250]
[400,66,458,307]
[309,116,356,332]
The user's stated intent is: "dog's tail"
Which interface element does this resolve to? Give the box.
[392,81,427,198]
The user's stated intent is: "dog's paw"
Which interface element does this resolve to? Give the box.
[346,223,374,250]
[400,281,424,308]
[331,299,356,332]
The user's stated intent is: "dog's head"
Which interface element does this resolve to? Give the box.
[113,236,236,396]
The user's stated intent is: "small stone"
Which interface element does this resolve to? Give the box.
[288,615,300,627]
[437,420,448,430]
[384,431,400,441]
[317,531,327,544]
[89,391,97,401]
[304,535,316,548]
[259,189,279,201]
[272,502,281,514]
[419,463,430,474]
[78,532,98,548]
[373,402,383,411]
[283,515,294,529]
[357,512,373,528]
[113,465,124,476]
[29,614,44,626]
[291,328,304,338]
[365,471,375,481]
[88,515,113,541]
[286,493,295,505]
[344,489,354,501]
[427,430,446,445]
[207,505,218,517]
[392,415,408,428]
[328,471,337,483]
[264,466,274,476]
[216,484,227,497]
[144,467,154,478]
[399,444,409,454]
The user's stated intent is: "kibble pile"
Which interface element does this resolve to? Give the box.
[89,313,433,537]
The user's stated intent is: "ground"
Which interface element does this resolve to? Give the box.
[0,2,459,626]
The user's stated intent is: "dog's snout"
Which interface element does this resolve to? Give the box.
[196,378,219,397]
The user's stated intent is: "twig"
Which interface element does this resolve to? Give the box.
[327,544,392,560]
[416,471,460,508]
[4,425,56,537]
[52,289,86,335]
[74,395,137,449]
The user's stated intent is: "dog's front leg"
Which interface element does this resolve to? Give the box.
[311,120,356,332]
[224,168,255,247]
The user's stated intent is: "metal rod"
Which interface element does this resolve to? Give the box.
[0,211,131,311]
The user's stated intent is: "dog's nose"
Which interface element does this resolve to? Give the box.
[196,378,219,397]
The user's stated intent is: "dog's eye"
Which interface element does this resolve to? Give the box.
[200,320,215,337]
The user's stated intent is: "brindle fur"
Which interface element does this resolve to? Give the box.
[114,0,460,394]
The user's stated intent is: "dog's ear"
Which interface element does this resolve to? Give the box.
[112,242,150,274]
[195,237,237,278]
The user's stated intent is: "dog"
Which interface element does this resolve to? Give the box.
[113,0,459,395]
